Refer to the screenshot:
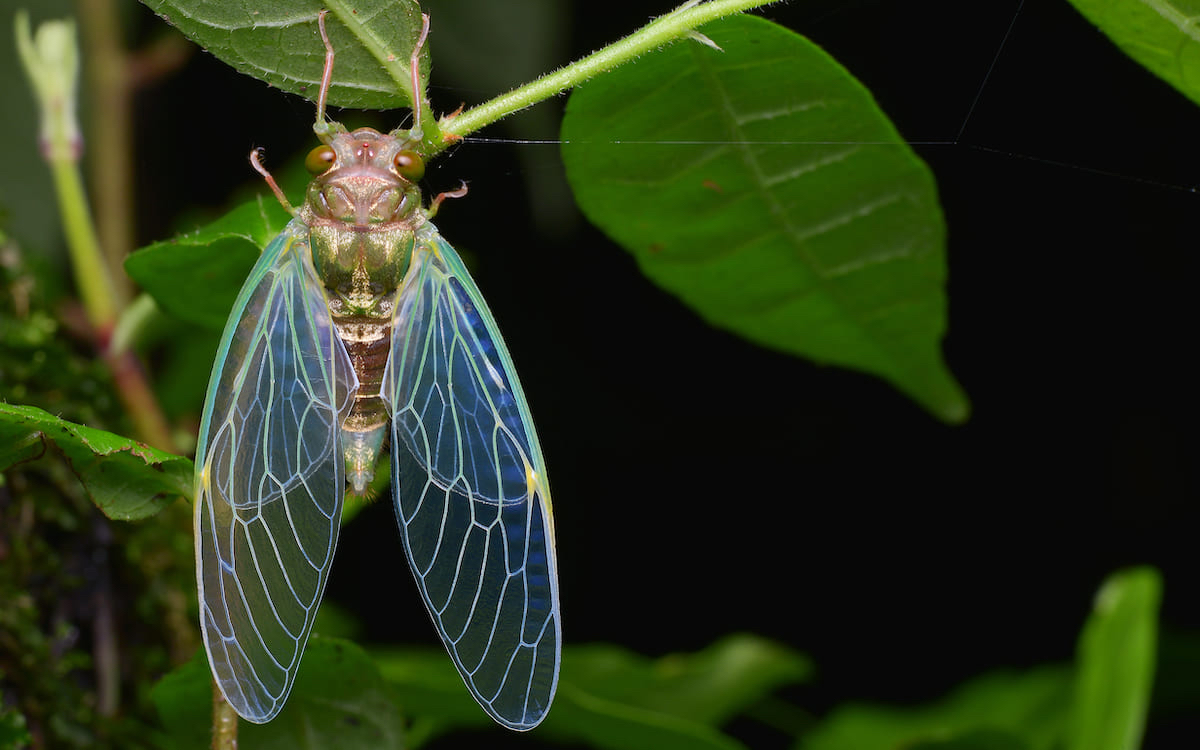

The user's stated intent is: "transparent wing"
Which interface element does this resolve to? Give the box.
[382,223,560,730]
[194,219,358,723]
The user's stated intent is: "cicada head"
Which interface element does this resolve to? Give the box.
[301,127,429,306]
[303,127,426,228]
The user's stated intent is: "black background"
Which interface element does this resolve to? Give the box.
[128,1,1198,746]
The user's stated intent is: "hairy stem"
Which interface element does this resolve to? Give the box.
[441,0,780,142]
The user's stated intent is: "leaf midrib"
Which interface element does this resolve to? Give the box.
[686,37,924,378]
[324,0,412,102]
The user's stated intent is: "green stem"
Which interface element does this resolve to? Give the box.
[440,0,780,142]
[50,96,175,451]
[50,156,117,332]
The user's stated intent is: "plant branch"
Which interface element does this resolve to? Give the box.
[212,680,238,750]
[439,0,780,143]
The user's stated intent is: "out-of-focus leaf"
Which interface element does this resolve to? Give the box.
[149,649,212,750]
[124,196,284,329]
[375,634,809,750]
[1068,567,1161,750]
[909,729,1031,750]
[0,403,190,519]
[1064,0,1200,108]
[562,633,811,726]
[153,638,405,750]
[371,645,485,732]
[0,707,33,750]
[798,666,1072,750]
[562,15,967,422]
[138,0,427,110]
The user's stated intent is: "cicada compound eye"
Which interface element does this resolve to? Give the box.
[394,150,425,182]
[305,145,336,174]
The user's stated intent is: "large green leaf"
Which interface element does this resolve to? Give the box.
[0,403,191,519]
[1068,567,1161,750]
[125,195,286,329]
[153,638,405,750]
[138,0,427,110]
[799,667,1072,750]
[373,634,809,749]
[1065,0,1200,108]
[561,15,967,422]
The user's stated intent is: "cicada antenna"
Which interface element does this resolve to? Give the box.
[427,181,468,219]
[250,148,297,215]
[313,10,336,140]
[408,13,431,144]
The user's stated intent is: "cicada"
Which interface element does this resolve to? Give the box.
[193,12,559,731]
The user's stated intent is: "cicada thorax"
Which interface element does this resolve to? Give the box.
[300,126,427,494]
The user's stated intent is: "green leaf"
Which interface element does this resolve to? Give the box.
[561,15,967,422]
[374,634,809,749]
[1068,567,1161,750]
[799,666,1072,750]
[125,196,286,329]
[153,638,405,750]
[561,633,811,726]
[138,0,427,110]
[149,649,213,750]
[0,403,191,519]
[908,730,1030,750]
[1064,0,1200,108]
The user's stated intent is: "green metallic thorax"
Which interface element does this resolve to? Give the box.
[299,125,426,493]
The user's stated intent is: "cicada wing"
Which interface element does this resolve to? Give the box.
[194,219,358,723]
[382,224,560,730]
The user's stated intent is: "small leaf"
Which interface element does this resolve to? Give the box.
[562,15,968,422]
[125,196,285,329]
[138,0,428,110]
[1064,0,1200,108]
[0,403,191,519]
[800,666,1072,750]
[1068,567,1161,750]
[154,639,405,750]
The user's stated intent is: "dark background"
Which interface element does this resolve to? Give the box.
[122,1,1198,746]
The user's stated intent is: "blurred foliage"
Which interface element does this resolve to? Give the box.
[0,236,110,426]
[153,640,406,750]
[0,236,193,748]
